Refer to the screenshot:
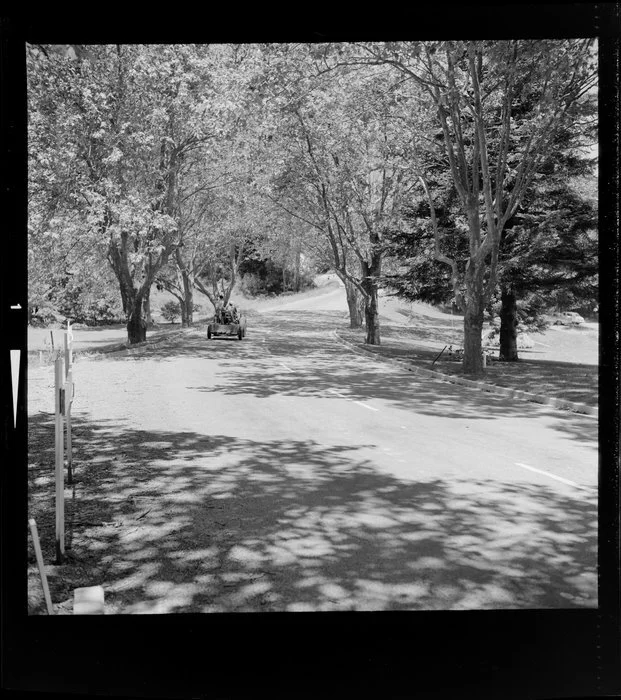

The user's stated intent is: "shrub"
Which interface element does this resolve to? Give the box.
[29,306,64,327]
[81,298,124,325]
[239,273,265,297]
[160,300,181,323]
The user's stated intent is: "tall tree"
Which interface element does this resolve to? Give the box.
[495,173,597,360]
[157,43,268,325]
[258,47,413,342]
[495,92,597,360]
[191,187,260,310]
[383,118,597,362]
[27,43,223,343]
[339,40,597,372]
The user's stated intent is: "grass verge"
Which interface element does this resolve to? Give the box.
[338,324,598,409]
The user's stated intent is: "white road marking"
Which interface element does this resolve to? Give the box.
[327,388,379,412]
[514,462,595,491]
[328,388,348,398]
[353,400,379,412]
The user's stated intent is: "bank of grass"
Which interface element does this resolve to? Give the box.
[338,324,598,409]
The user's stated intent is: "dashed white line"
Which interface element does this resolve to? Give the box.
[327,388,379,412]
[353,400,379,412]
[515,462,595,491]
[328,388,347,398]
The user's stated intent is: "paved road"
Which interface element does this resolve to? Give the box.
[31,298,598,613]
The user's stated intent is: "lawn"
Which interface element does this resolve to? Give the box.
[338,300,598,410]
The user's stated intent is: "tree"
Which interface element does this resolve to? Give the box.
[160,300,181,324]
[258,46,414,342]
[27,44,225,343]
[338,40,597,373]
[383,98,598,363]
[154,162,238,326]
[154,43,269,325]
[495,173,597,360]
[494,93,598,360]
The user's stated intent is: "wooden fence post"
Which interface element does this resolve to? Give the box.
[54,355,65,564]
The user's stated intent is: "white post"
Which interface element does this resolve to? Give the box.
[54,356,65,563]
[64,323,72,377]
[29,519,54,615]
[65,368,74,483]
[64,325,74,483]
[451,308,455,345]
[73,586,105,615]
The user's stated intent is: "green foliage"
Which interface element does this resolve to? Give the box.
[160,299,200,323]
[53,279,123,325]
[160,300,182,323]
[27,40,597,351]
[239,261,315,297]
[381,40,597,334]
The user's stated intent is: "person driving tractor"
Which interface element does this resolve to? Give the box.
[216,296,239,324]
[225,300,239,323]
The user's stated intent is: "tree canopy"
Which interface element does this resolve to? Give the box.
[28,41,597,372]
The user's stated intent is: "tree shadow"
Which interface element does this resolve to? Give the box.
[28,411,597,614]
[71,310,598,445]
[183,318,598,445]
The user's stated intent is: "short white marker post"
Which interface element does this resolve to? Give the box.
[54,355,65,564]
[29,519,54,615]
[73,586,105,615]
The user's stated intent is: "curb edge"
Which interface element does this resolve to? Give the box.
[333,330,598,418]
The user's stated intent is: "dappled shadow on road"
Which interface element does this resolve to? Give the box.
[28,412,597,614]
[202,314,599,445]
[74,310,598,446]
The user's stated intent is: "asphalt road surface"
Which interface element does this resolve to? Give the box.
[29,290,598,612]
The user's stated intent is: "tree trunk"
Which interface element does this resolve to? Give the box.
[462,261,485,375]
[143,292,154,327]
[361,247,382,345]
[180,269,194,328]
[344,279,364,328]
[119,276,148,345]
[127,302,147,344]
[499,286,519,362]
[294,245,301,292]
[361,260,381,345]
[364,289,380,344]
